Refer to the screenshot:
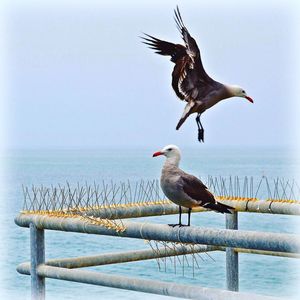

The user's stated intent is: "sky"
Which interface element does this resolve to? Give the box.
[1,0,300,149]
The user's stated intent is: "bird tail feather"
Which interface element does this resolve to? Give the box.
[176,101,195,130]
[204,201,234,214]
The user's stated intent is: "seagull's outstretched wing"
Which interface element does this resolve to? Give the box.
[141,6,215,103]
[141,33,188,100]
[141,34,186,63]
[181,173,233,213]
[173,6,212,84]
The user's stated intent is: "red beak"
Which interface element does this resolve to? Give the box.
[152,151,163,157]
[245,96,254,103]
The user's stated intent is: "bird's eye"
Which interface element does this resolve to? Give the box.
[167,148,172,151]
[242,90,245,93]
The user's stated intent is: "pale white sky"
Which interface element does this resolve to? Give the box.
[2,0,300,149]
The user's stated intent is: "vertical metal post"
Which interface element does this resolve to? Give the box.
[226,212,239,291]
[30,223,45,300]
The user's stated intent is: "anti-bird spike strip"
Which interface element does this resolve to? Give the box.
[19,176,300,237]
[21,176,300,214]
[22,179,165,212]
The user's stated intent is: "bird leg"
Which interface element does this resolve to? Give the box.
[169,206,191,227]
[179,205,182,225]
[196,113,204,142]
[187,208,192,226]
[168,206,183,227]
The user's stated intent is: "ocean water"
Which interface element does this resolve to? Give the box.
[1,147,300,300]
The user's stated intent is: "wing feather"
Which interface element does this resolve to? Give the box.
[181,173,233,213]
[174,7,198,63]
[142,7,216,103]
[172,7,214,101]
[181,173,214,202]
[141,34,186,63]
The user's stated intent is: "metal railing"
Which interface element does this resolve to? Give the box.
[15,196,300,300]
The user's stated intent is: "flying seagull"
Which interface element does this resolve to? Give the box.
[153,144,234,226]
[142,7,253,142]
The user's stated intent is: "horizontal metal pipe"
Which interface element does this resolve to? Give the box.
[80,198,300,218]
[217,198,300,215]
[17,244,217,271]
[234,248,300,258]
[17,245,300,277]
[217,247,300,258]
[22,198,300,220]
[15,215,300,253]
[70,198,300,219]
[82,203,206,219]
[19,264,284,300]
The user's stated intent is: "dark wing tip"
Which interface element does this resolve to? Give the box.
[176,6,184,24]
[141,32,159,40]
[140,33,158,42]
[174,6,185,33]
[140,33,159,48]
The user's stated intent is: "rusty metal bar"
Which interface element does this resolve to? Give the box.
[30,223,45,300]
[18,264,284,300]
[17,244,218,271]
[15,215,300,253]
[226,212,239,291]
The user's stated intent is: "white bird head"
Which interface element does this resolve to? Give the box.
[152,144,181,166]
[227,85,254,103]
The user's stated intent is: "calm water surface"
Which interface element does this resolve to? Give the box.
[1,147,300,299]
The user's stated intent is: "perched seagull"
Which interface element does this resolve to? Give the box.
[142,7,253,142]
[153,145,234,226]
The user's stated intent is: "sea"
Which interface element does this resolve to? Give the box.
[1,147,300,300]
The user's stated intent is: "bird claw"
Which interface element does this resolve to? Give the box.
[168,223,189,227]
[196,114,204,142]
[198,128,204,142]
